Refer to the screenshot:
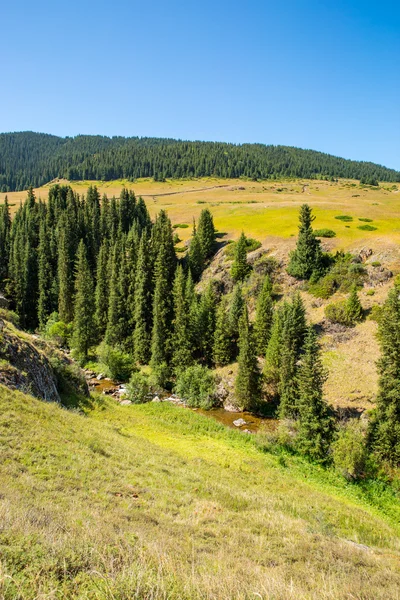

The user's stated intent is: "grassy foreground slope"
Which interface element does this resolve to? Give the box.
[1,386,400,599]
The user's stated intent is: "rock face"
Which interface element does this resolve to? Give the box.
[0,323,89,403]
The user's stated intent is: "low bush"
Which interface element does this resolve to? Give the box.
[44,313,72,347]
[173,223,189,229]
[313,229,336,238]
[309,253,366,299]
[175,365,216,409]
[148,362,170,391]
[325,300,349,325]
[359,218,373,223]
[335,215,353,222]
[358,224,377,231]
[368,304,383,323]
[225,237,261,259]
[97,342,134,381]
[371,261,381,267]
[332,420,367,480]
[126,372,150,403]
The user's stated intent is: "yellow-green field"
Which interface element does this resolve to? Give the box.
[2,177,400,253]
[1,385,400,599]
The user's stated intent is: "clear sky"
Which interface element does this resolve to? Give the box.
[2,0,400,169]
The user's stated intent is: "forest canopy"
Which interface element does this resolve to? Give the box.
[1,131,399,192]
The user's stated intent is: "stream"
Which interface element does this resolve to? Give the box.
[89,377,277,434]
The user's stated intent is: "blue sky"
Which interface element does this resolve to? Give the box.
[2,0,400,169]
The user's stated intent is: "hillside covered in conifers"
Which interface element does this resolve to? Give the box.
[1,131,400,192]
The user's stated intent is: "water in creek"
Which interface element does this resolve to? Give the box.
[89,378,277,433]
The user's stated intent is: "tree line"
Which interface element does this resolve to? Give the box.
[0,188,399,468]
[1,131,399,192]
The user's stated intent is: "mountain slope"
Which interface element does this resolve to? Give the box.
[1,384,400,599]
[1,131,399,191]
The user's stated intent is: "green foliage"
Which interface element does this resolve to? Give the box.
[171,266,193,373]
[235,305,261,410]
[188,232,204,282]
[333,420,367,480]
[368,283,400,465]
[296,327,335,464]
[313,228,336,238]
[369,304,383,323]
[173,223,189,229]
[126,371,150,404]
[3,132,399,192]
[175,364,216,409]
[253,275,273,356]
[371,261,381,267]
[197,208,216,259]
[335,215,353,222]
[225,237,261,259]
[231,232,252,282]
[44,312,72,347]
[97,342,134,382]
[359,218,373,223]
[325,286,363,327]
[287,204,324,280]
[358,224,378,231]
[309,253,366,299]
[213,297,232,366]
[71,241,96,363]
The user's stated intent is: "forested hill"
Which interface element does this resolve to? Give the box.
[1,131,399,192]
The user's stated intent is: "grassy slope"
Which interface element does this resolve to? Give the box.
[1,385,400,599]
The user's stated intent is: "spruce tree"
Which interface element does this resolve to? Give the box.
[228,284,244,359]
[231,232,251,282]
[346,285,363,324]
[71,240,96,362]
[171,265,193,372]
[368,284,400,464]
[94,241,110,339]
[235,305,261,410]
[213,297,232,366]
[57,220,74,323]
[133,232,152,364]
[287,204,323,280]
[38,222,56,329]
[297,326,334,463]
[151,242,172,368]
[197,282,216,364]
[0,196,11,283]
[197,208,216,259]
[188,231,204,282]
[253,275,273,355]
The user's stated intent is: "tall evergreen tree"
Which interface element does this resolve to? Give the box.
[346,284,363,324]
[197,208,216,259]
[95,241,110,340]
[368,284,400,464]
[171,265,193,372]
[197,282,217,364]
[0,196,11,283]
[188,231,204,282]
[151,242,172,368]
[231,232,251,282]
[297,326,334,463]
[287,204,323,279]
[133,232,152,364]
[57,219,74,323]
[213,296,232,366]
[235,305,261,410]
[71,240,96,362]
[37,222,56,329]
[228,284,245,359]
[253,275,274,355]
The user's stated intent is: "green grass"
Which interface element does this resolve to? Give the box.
[1,385,400,599]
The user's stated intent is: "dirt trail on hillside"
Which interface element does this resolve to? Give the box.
[139,184,231,198]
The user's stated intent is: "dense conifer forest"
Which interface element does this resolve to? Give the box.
[1,183,399,469]
[1,131,399,192]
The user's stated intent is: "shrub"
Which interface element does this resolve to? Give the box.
[371,261,381,267]
[173,223,189,229]
[332,420,367,480]
[225,237,261,259]
[97,342,134,381]
[366,289,375,296]
[313,229,336,238]
[325,300,349,325]
[335,215,353,222]
[126,372,150,404]
[148,362,170,392]
[175,365,216,409]
[44,312,72,347]
[358,224,377,231]
[0,308,20,327]
[173,233,181,244]
[308,274,337,299]
[359,218,373,223]
[368,304,383,323]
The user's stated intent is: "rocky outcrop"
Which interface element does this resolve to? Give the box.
[0,319,88,402]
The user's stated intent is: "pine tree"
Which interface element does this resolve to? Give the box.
[38,222,56,329]
[368,285,400,464]
[95,241,110,339]
[253,275,273,355]
[197,208,216,259]
[228,284,244,359]
[151,242,172,368]
[133,232,152,364]
[287,204,323,280]
[297,327,335,463]
[71,240,96,362]
[171,265,193,372]
[213,296,232,366]
[231,232,251,282]
[188,231,204,281]
[57,219,74,323]
[346,285,363,324]
[235,305,261,410]
[0,196,11,283]
[197,282,216,364]
[278,310,300,419]
[263,305,284,386]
